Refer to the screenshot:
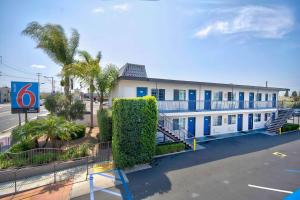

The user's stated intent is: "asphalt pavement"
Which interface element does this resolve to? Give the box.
[74,131,300,200]
[0,103,48,133]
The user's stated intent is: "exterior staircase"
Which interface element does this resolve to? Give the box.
[157,113,192,148]
[266,109,293,133]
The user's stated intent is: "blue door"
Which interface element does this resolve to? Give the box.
[239,92,244,109]
[272,112,276,121]
[272,93,276,108]
[204,90,211,110]
[188,90,196,111]
[204,116,211,136]
[249,92,254,109]
[237,114,243,131]
[248,113,253,130]
[188,117,195,138]
[136,87,148,97]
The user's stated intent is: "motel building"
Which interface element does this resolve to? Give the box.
[110,63,291,146]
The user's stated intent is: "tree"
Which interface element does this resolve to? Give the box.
[66,51,101,128]
[96,64,119,110]
[45,93,85,120]
[22,22,79,101]
[284,90,289,97]
[292,91,298,101]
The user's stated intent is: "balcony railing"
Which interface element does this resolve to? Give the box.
[158,100,279,113]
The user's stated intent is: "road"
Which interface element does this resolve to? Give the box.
[0,103,48,133]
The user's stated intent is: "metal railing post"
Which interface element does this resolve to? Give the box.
[86,156,89,180]
[53,162,56,184]
[14,169,17,194]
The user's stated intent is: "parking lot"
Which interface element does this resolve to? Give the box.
[75,131,300,200]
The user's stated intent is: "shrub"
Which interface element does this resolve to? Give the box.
[45,94,85,120]
[70,124,86,139]
[9,139,36,153]
[155,142,186,155]
[282,123,299,132]
[97,109,112,142]
[112,96,158,168]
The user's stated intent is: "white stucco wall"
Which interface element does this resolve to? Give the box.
[110,79,281,137]
[110,80,279,103]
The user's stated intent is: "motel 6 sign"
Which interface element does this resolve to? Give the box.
[11,81,40,113]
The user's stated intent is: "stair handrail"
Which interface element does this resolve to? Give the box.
[158,113,192,142]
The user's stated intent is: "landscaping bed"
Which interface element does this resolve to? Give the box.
[155,142,186,155]
[282,123,300,132]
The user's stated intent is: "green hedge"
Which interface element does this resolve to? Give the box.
[97,109,112,142]
[282,123,299,132]
[156,142,186,155]
[112,96,158,169]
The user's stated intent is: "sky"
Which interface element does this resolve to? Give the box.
[0,0,299,94]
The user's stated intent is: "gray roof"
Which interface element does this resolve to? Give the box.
[119,63,147,78]
[118,64,289,91]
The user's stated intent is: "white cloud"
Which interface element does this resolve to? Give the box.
[195,6,294,39]
[93,7,105,13]
[31,64,46,69]
[112,3,130,12]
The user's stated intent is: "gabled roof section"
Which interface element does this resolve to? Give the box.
[119,63,147,78]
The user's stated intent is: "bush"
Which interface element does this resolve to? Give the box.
[9,139,36,153]
[45,94,85,120]
[155,142,186,155]
[112,96,158,169]
[98,109,112,142]
[282,123,299,132]
[70,124,86,139]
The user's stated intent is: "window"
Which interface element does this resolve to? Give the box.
[264,113,270,121]
[228,115,236,125]
[214,91,223,101]
[228,92,234,101]
[136,87,148,97]
[151,89,165,101]
[255,113,261,122]
[179,118,186,129]
[256,93,262,101]
[213,116,222,126]
[173,119,179,130]
[265,94,268,101]
[174,89,186,101]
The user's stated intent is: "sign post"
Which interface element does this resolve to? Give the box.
[11,82,40,122]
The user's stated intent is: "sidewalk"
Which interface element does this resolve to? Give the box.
[0,162,127,200]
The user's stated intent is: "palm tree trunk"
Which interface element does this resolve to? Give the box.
[100,91,104,111]
[64,76,71,102]
[90,84,94,128]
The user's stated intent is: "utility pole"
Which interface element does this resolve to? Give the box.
[0,56,2,64]
[36,73,42,117]
[44,76,55,94]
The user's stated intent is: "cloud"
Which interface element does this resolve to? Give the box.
[92,7,105,13]
[195,6,294,39]
[112,3,130,12]
[31,64,46,69]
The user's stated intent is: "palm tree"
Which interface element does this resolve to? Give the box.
[66,51,101,128]
[22,22,79,101]
[96,64,119,110]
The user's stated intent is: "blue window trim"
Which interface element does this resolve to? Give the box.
[136,87,148,97]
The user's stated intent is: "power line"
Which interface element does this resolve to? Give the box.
[1,62,35,76]
[1,74,36,80]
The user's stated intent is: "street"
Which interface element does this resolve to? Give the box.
[0,103,48,133]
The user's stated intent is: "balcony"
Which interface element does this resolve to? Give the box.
[157,100,278,113]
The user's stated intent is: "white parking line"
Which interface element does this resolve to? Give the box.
[248,184,293,194]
